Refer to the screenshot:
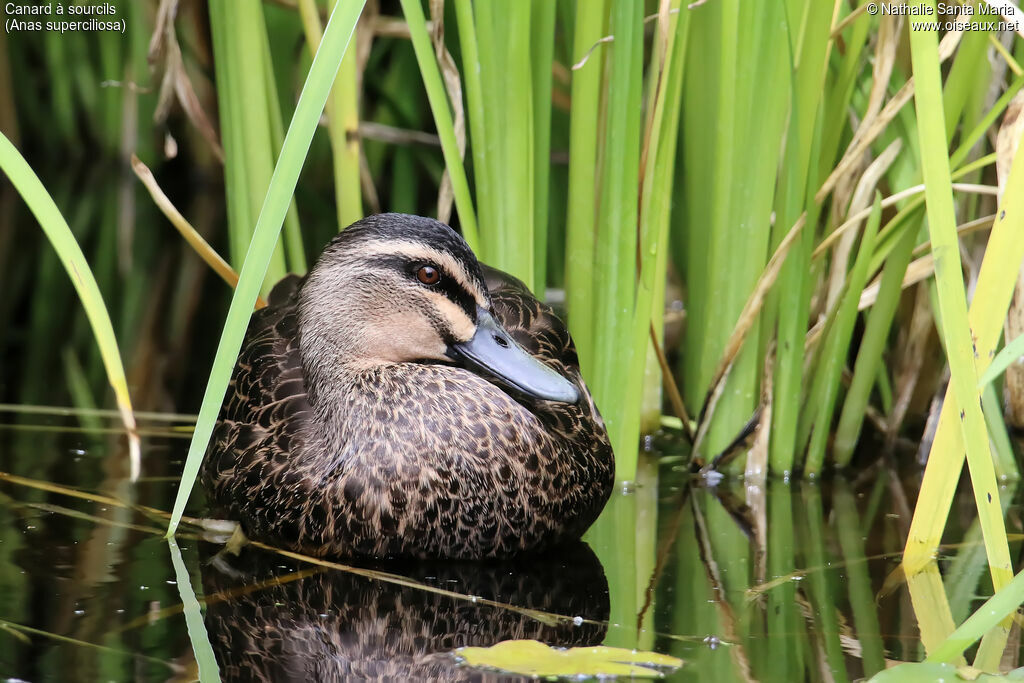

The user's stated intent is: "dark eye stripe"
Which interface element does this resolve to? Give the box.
[363,254,478,322]
[433,274,478,323]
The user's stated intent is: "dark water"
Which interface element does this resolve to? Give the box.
[0,409,1020,681]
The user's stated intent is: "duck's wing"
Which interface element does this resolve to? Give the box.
[481,264,580,375]
[207,274,313,470]
[481,266,611,485]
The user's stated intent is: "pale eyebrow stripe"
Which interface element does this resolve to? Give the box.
[423,290,476,341]
[354,239,488,307]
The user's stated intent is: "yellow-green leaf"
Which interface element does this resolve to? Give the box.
[0,131,140,478]
[455,639,683,678]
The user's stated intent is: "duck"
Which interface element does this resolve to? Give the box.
[201,213,614,560]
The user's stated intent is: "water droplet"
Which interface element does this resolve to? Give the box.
[139,585,149,591]
[165,580,176,585]
[703,635,721,650]
[702,471,724,487]
[73,609,85,616]
[469,595,479,603]
[572,616,583,626]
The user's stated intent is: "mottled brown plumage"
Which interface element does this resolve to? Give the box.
[201,213,614,559]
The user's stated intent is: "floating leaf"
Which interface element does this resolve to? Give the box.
[455,639,683,678]
[870,662,1024,682]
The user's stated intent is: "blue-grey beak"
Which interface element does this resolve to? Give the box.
[448,307,579,404]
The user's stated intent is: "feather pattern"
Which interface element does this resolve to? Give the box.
[202,214,613,559]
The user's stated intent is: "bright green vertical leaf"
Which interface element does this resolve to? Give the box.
[399,0,479,251]
[805,194,882,474]
[564,0,607,375]
[167,0,367,537]
[590,0,643,478]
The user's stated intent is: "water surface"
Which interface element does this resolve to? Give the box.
[0,409,1018,681]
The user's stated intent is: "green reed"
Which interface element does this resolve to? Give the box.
[901,1,1016,596]
[167,0,366,536]
[209,0,302,289]
[0,132,139,475]
[394,1,687,482]
[7,3,1024,584]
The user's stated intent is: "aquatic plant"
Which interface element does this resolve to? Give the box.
[6,0,1024,675]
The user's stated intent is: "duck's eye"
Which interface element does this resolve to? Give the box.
[416,265,441,285]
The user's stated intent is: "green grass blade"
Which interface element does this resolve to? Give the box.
[261,33,307,274]
[259,18,307,274]
[905,3,1012,590]
[497,1,537,291]
[299,0,363,231]
[702,0,790,464]
[398,0,479,251]
[564,0,607,374]
[766,0,833,475]
[905,96,1024,576]
[927,566,1024,664]
[166,0,366,537]
[452,2,540,292]
[0,131,140,475]
[62,348,102,433]
[833,223,917,466]
[590,0,643,478]
[621,0,688,481]
[981,382,1017,480]
[471,0,503,256]
[949,73,1024,170]
[330,7,363,229]
[978,332,1024,389]
[530,0,556,292]
[805,193,882,475]
[210,0,289,294]
[454,0,492,249]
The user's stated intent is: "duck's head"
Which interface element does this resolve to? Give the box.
[298,213,578,404]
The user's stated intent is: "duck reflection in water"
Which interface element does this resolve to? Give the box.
[200,541,609,681]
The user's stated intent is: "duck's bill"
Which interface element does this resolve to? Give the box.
[448,307,580,404]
